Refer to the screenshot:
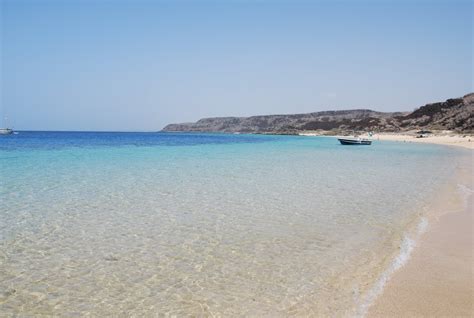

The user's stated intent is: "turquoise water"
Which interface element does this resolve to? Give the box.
[0,132,462,316]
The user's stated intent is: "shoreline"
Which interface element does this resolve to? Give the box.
[299,132,474,150]
[367,152,473,317]
[300,130,474,316]
[372,133,474,150]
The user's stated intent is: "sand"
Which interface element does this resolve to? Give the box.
[299,132,474,150]
[373,133,474,150]
[368,155,473,317]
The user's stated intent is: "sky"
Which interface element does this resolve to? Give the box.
[0,0,472,131]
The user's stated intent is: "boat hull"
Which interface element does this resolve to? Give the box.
[0,128,13,135]
[338,138,372,145]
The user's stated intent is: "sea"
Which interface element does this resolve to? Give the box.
[0,131,467,316]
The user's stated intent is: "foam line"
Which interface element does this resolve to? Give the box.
[356,217,428,317]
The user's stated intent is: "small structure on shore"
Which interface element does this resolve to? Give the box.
[416,130,432,138]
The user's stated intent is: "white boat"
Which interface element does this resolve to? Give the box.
[0,128,13,135]
[0,116,14,135]
[338,137,372,145]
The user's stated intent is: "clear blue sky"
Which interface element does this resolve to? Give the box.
[1,0,472,131]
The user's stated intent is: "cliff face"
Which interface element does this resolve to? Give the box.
[396,94,474,132]
[162,93,474,134]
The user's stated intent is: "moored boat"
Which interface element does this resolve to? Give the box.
[338,137,372,145]
[0,128,14,135]
[0,117,14,135]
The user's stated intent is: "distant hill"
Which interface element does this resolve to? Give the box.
[162,93,474,134]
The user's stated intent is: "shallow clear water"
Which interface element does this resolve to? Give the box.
[0,132,462,316]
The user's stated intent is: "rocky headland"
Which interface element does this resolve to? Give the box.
[162,93,474,134]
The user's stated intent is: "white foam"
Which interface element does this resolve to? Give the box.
[356,217,428,317]
[457,183,474,210]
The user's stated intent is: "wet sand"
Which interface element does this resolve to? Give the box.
[368,157,473,317]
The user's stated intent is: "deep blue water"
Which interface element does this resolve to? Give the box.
[0,131,278,151]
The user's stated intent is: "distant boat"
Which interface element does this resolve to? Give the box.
[338,137,372,145]
[0,128,13,135]
[0,116,14,135]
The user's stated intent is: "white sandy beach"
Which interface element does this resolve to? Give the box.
[373,133,474,150]
[299,132,474,150]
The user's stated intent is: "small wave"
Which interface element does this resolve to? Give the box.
[356,217,428,317]
[457,183,473,195]
[457,183,474,210]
